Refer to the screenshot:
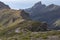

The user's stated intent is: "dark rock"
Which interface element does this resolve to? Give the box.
[0,1,10,9]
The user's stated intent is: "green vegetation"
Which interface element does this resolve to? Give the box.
[41,34,48,39]
[26,21,48,31]
[0,9,60,40]
[0,19,60,40]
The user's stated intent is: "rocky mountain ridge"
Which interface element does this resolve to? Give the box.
[0,1,10,9]
[25,1,60,29]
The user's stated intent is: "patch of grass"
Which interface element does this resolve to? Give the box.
[41,34,48,39]
[58,35,60,38]
[21,36,30,40]
[47,30,60,36]
[33,34,41,38]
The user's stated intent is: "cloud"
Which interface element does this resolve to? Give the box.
[0,0,41,9]
[0,0,41,3]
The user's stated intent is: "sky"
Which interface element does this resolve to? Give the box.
[0,0,60,9]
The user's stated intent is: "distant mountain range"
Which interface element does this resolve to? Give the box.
[25,1,60,29]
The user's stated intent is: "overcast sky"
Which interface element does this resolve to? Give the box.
[0,0,60,9]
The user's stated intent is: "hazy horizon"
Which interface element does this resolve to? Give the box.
[0,0,60,9]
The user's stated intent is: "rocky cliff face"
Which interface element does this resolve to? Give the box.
[25,1,60,28]
[0,1,10,9]
[25,1,46,16]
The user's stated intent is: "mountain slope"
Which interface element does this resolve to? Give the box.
[0,1,10,9]
[0,9,30,27]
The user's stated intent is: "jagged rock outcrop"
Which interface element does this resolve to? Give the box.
[25,1,46,16]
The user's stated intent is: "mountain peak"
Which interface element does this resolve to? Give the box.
[35,1,42,5]
[30,1,45,10]
[48,4,58,7]
[46,4,60,11]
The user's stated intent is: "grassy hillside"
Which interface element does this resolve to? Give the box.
[0,9,29,26]
[0,9,31,40]
[0,20,60,40]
